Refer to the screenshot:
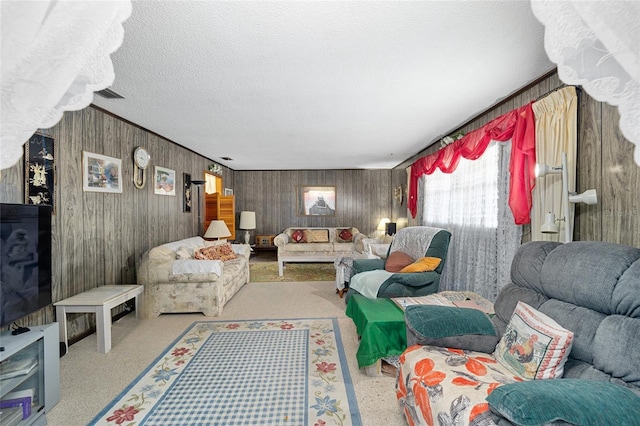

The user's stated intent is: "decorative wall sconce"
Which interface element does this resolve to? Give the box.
[208,163,223,174]
[536,152,598,242]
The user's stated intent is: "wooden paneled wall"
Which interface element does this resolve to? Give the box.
[396,71,640,248]
[1,69,638,340]
[233,169,392,237]
[0,106,230,337]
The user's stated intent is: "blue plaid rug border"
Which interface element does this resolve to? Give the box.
[90,317,362,425]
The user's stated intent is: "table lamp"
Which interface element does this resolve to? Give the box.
[204,220,231,240]
[239,211,256,245]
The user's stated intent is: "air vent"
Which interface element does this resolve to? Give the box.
[95,88,125,99]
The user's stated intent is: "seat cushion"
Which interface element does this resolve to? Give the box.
[398,345,522,426]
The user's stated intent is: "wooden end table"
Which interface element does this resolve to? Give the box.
[54,285,144,353]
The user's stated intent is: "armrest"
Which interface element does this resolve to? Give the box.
[404,304,499,353]
[352,232,369,253]
[273,232,289,247]
[351,258,385,276]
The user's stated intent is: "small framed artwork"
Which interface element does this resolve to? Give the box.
[183,173,192,212]
[82,151,122,193]
[224,188,233,196]
[298,185,336,216]
[154,166,176,196]
[25,133,56,212]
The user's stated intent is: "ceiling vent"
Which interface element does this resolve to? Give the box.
[95,88,125,99]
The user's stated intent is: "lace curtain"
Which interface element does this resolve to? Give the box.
[531,1,640,166]
[0,0,132,170]
[421,142,521,302]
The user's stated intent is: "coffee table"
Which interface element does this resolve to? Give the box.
[345,294,406,375]
[54,285,144,353]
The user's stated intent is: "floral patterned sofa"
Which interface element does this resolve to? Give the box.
[136,237,250,318]
[397,241,640,426]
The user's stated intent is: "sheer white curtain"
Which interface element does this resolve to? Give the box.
[1,0,131,169]
[421,141,521,301]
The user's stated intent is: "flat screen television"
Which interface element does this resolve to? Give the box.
[0,203,52,328]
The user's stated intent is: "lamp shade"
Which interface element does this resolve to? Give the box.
[239,211,256,230]
[569,189,598,206]
[540,212,559,234]
[377,218,390,231]
[204,220,231,239]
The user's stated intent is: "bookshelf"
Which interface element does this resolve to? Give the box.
[0,324,59,426]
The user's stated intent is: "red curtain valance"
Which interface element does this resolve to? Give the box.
[408,103,536,225]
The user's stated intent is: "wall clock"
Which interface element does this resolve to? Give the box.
[133,146,150,189]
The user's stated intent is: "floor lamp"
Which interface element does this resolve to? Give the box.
[536,152,598,242]
[191,180,206,236]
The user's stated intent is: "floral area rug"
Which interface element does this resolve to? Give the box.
[90,318,362,425]
[250,261,336,282]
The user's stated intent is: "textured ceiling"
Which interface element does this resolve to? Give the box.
[92,1,553,170]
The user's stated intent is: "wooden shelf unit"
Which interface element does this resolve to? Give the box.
[204,192,235,240]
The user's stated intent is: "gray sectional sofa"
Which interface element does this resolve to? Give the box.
[398,241,640,426]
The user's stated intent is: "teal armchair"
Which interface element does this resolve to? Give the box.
[345,226,451,302]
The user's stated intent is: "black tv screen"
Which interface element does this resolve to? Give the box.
[0,203,52,327]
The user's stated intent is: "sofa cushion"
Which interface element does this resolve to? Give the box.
[291,229,306,243]
[405,305,500,353]
[494,301,573,380]
[487,379,640,426]
[336,228,353,242]
[195,243,238,261]
[399,256,441,273]
[303,229,330,243]
[385,251,414,272]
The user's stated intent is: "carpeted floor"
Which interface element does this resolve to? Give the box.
[90,318,360,425]
[46,281,406,426]
[250,261,336,282]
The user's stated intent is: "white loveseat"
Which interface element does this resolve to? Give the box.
[136,237,250,318]
[273,227,368,275]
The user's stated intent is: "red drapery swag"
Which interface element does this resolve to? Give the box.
[408,103,536,225]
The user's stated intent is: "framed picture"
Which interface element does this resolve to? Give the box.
[82,151,122,193]
[183,173,192,212]
[154,166,176,196]
[298,185,336,216]
[25,133,56,212]
[224,188,233,196]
